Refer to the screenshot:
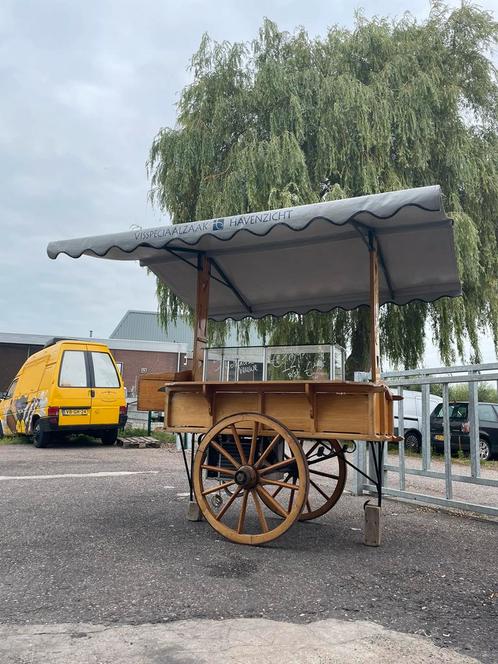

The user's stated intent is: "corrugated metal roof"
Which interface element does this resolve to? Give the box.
[0,331,187,354]
[110,311,261,347]
[110,311,194,343]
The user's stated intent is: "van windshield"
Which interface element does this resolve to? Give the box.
[432,403,468,419]
[91,353,120,388]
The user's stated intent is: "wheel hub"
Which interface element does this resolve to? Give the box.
[234,465,258,489]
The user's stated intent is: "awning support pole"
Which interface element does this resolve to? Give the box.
[369,232,380,383]
[193,254,210,381]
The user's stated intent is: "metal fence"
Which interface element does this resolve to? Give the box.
[351,362,498,517]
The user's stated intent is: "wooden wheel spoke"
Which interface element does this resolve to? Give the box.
[288,477,296,511]
[305,442,320,458]
[309,478,331,501]
[261,478,299,491]
[248,421,259,464]
[230,424,247,465]
[202,480,235,496]
[215,485,243,521]
[251,490,269,533]
[259,457,297,476]
[307,452,339,466]
[256,486,289,519]
[237,490,249,533]
[271,473,291,498]
[201,464,236,477]
[210,439,240,469]
[306,498,312,513]
[309,468,339,480]
[254,433,280,469]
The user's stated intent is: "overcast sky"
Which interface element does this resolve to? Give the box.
[0,0,496,366]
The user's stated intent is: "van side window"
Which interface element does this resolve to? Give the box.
[91,353,120,388]
[59,351,88,387]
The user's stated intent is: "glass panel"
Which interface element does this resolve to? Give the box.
[6,379,17,398]
[267,346,329,381]
[59,351,88,387]
[204,344,346,382]
[92,353,120,388]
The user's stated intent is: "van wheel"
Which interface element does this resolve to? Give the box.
[101,429,118,445]
[33,420,49,448]
[404,431,421,453]
[0,422,3,438]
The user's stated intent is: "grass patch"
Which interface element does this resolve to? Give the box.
[0,435,32,445]
[388,443,498,470]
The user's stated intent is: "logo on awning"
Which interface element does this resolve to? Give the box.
[212,219,225,231]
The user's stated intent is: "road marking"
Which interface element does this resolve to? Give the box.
[0,471,160,481]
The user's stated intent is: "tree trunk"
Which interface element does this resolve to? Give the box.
[345,308,371,380]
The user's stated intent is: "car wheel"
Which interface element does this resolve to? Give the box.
[404,431,421,453]
[101,429,118,445]
[479,438,492,462]
[32,420,49,448]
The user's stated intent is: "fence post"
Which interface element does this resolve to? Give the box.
[397,386,405,491]
[350,441,366,495]
[442,384,453,500]
[468,377,480,479]
[421,383,431,471]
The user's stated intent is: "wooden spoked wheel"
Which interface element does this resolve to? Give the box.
[260,439,347,521]
[192,413,309,545]
[299,439,346,520]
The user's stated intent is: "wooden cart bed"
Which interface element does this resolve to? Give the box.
[162,380,400,442]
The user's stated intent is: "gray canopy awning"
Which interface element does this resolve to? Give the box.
[47,185,461,321]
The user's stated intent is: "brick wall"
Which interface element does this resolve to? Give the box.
[0,344,44,390]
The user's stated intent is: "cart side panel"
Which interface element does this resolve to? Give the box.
[137,371,192,412]
[316,393,371,436]
[264,393,311,432]
[169,392,211,428]
[214,393,260,421]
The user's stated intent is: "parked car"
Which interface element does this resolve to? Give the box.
[0,339,127,447]
[430,401,498,461]
[393,390,442,453]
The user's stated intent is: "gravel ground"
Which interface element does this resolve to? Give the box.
[0,443,497,663]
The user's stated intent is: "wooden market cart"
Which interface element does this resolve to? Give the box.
[48,185,461,546]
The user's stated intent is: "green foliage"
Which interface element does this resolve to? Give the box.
[148,3,498,370]
[421,382,498,402]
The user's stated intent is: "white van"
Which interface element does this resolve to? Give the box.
[393,389,442,452]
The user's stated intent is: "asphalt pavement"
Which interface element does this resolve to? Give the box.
[0,442,497,663]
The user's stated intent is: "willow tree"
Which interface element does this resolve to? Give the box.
[148,3,498,374]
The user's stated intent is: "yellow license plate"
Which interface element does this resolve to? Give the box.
[434,434,444,441]
[62,409,88,416]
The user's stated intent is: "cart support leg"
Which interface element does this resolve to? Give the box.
[179,433,202,522]
[363,441,384,546]
[364,504,381,546]
[187,501,203,521]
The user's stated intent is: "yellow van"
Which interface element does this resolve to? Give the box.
[0,339,127,447]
